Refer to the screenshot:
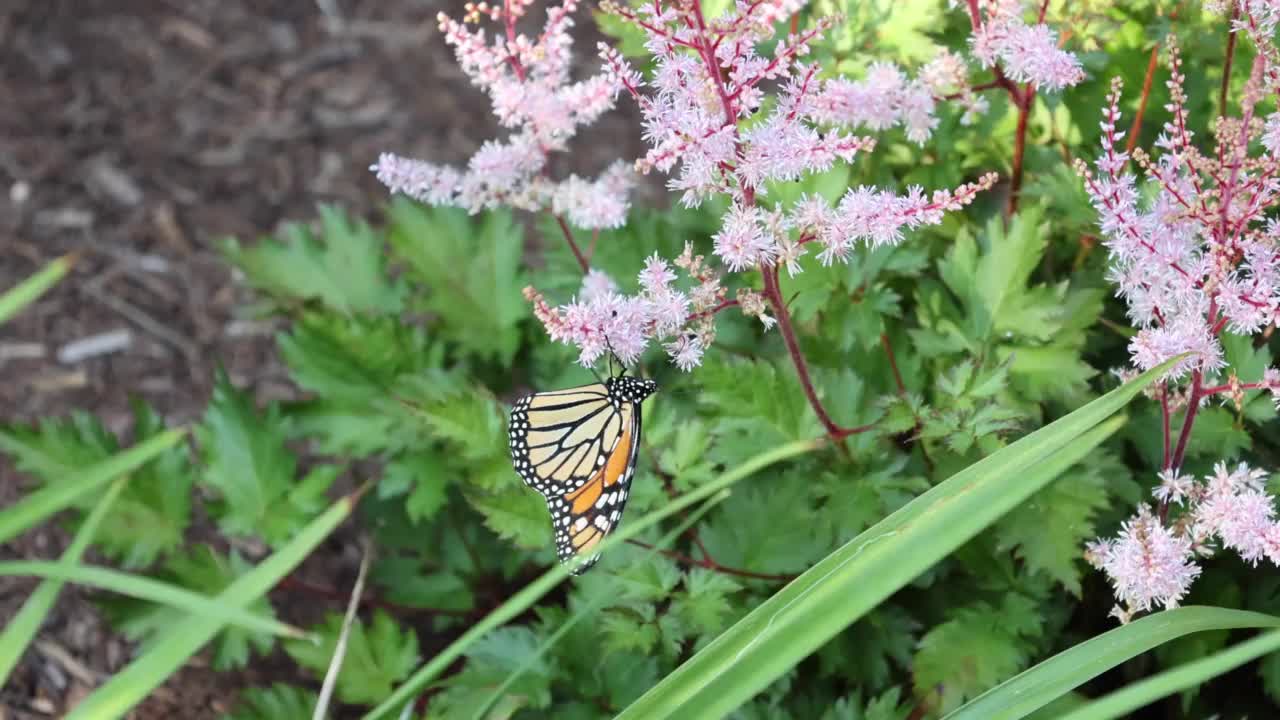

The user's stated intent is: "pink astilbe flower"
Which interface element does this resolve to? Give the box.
[524,248,715,368]
[970,0,1084,91]
[1090,462,1280,622]
[371,1,633,229]
[1086,507,1201,621]
[515,0,998,372]
[1079,41,1280,381]
[596,0,995,272]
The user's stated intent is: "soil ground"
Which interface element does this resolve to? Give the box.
[0,1,646,716]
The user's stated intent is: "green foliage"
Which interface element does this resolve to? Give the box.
[913,593,1044,713]
[221,205,405,315]
[387,199,527,364]
[197,371,337,545]
[223,684,319,720]
[286,610,420,705]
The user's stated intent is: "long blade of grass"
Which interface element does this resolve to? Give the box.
[0,428,187,545]
[64,484,367,720]
[947,606,1280,720]
[0,561,310,640]
[1059,628,1280,720]
[616,359,1172,719]
[0,477,128,685]
[0,251,79,325]
[470,491,729,720]
[362,438,818,720]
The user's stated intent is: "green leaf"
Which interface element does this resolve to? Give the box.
[1058,628,1280,720]
[699,480,831,573]
[995,452,1120,595]
[287,610,420,706]
[913,594,1043,712]
[387,199,525,363]
[222,205,404,315]
[614,359,1172,719]
[946,606,1280,720]
[386,452,450,523]
[433,627,553,716]
[198,371,336,545]
[101,545,279,670]
[223,684,320,720]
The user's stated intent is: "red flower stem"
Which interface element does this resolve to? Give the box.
[553,213,591,273]
[881,332,907,395]
[1222,1,1241,114]
[1201,380,1273,395]
[1008,83,1033,216]
[762,265,872,440]
[1169,372,1204,471]
[1126,45,1161,155]
[1160,386,1172,471]
[626,539,798,582]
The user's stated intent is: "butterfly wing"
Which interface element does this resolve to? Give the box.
[509,383,640,573]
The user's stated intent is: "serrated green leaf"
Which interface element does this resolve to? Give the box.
[198,371,336,545]
[223,683,320,720]
[223,205,405,314]
[996,454,1118,594]
[914,594,1042,712]
[387,200,525,363]
[287,610,420,706]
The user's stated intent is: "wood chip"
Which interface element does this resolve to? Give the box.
[0,342,46,361]
[31,369,89,392]
[86,159,143,207]
[56,329,133,364]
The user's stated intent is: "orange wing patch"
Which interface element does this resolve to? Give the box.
[553,423,636,571]
[602,425,632,487]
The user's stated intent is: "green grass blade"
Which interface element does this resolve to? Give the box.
[1059,628,1280,720]
[63,485,366,720]
[0,561,310,640]
[0,251,78,325]
[362,439,817,720]
[0,476,128,685]
[0,428,187,545]
[616,359,1172,719]
[947,607,1280,720]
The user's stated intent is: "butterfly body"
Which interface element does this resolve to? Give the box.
[509,376,657,573]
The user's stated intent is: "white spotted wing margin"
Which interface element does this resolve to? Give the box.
[507,378,654,574]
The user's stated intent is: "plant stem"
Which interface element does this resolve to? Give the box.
[1160,386,1172,471]
[1008,85,1033,216]
[625,539,797,582]
[553,214,591,273]
[1170,372,1204,471]
[762,265,842,438]
[1222,2,1241,115]
[1127,44,1161,155]
[880,332,907,395]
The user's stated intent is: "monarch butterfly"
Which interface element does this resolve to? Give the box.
[509,374,657,573]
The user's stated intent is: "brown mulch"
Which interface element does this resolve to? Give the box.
[0,0,647,717]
